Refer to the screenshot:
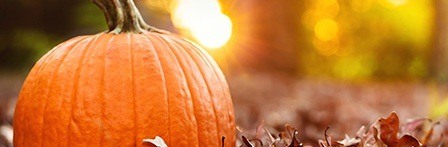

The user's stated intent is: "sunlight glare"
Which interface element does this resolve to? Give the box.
[172,0,232,49]
[379,0,408,8]
[189,14,232,49]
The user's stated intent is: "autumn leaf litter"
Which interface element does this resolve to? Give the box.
[142,112,447,147]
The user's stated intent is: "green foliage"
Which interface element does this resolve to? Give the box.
[73,1,107,32]
[12,29,59,62]
[0,29,61,71]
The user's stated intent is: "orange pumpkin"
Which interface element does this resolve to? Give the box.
[13,0,235,146]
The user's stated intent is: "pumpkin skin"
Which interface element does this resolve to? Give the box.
[13,32,235,146]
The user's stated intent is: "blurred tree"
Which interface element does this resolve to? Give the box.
[299,0,432,81]
[225,0,304,76]
[0,0,436,82]
[0,0,104,73]
[430,0,448,82]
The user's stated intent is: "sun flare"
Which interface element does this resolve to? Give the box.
[171,0,232,49]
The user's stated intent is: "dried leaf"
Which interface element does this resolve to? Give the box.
[355,126,366,138]
[277,132,291,146]
[318,140,328,147]
[241,135,254,147]
[273,138,289,147]
[234,112,447,147]
[0,124,13,147]
[379,112,400,145]
[378,112,421,147]
[250,138,263,146]
[337,135,361,146]
[265,128,276,143]
[285,124,296,139]
[319,127,343,147]
[421,121,441,145]
[324,127,331,146]
[142,136,167,147]
[372,127,385,147]
[401,118,431,134]
[288,130,302,147]
[255,123,275,145]
[279,124,303,147]
[395,134,420,147]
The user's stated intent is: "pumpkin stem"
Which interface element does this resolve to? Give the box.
[91,0,162,34]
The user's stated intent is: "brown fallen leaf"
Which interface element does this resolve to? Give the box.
[318,127,341,147]
[372,127,386,147]
[421,121,440,145]
[288,130,302,147]
[379,112,400,145]
[395,134,420,147]
[234,112,447,147]
[337,135,361,147]
[278,132,291,146]
[237,123,305,147]
[400,118,431,137]
[378,112,420,147]
[255,123,275,146]
[241,135,254,147]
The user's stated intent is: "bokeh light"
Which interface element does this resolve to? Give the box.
[314,18,338,41]
[313,37,339,56]
[351,0,373,12]
[302,0,339,31]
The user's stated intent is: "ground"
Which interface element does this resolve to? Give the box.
[1,72,446,146]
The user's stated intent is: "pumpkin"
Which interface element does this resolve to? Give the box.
[13,0,236,146]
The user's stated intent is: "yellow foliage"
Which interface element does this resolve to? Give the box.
[429,84,448,119]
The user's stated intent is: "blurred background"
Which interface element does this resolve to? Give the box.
[1,0,448,146]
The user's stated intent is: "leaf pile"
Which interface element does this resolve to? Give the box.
[237,123,303,147]
[230,73,430,142]
[236,112,448,147]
